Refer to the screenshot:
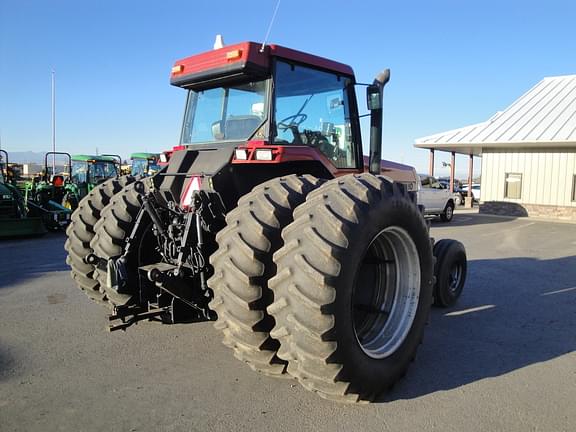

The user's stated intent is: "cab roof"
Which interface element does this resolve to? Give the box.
[72,155,119,162]
[170,41,355,89]
[130,152,159,160]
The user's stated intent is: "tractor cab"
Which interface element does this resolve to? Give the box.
[130,153,160,177]
[163,42,377,212]
[172,42,363,181]
[71,155,119,197]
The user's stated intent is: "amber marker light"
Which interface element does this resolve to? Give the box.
[226,49,242,60]
[171,64,184,74]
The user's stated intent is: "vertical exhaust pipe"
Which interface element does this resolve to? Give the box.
[368,69,391,175]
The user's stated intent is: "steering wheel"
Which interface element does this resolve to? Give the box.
[277,113,308,131]
[277,114,308,145]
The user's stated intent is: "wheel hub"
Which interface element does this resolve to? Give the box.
[352,226,421,359]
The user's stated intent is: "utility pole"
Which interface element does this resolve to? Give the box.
[51,70,56,176]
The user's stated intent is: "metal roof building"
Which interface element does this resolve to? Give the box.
[415,74,576,220]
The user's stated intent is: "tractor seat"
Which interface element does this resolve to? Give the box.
[52,175,65,187]
[224,115,261,140]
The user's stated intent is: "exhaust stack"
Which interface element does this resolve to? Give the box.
[368,69,391,175]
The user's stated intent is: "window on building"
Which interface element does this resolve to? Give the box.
[572,175,576,202]
[505,173,522,199]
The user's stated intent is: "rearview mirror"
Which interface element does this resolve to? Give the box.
[366,84,381,110]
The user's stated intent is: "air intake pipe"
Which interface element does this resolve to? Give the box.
[368,69,391,175]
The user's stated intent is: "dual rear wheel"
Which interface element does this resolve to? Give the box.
[209,173,438,402]
[65,175,137,305]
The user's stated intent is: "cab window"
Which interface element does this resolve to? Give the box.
[273,61,356,169]
[72,161,87,184]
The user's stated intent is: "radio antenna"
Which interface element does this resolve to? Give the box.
[260,0,281,52]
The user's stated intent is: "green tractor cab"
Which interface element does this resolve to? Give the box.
[130,152,160,177]
[0,150,46,238]
[69,154,120,203]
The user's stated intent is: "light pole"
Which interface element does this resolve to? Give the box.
[51,70,56,176]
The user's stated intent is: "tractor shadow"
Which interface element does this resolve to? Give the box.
[382,255,576,402]
[0,345,15,382]
[0,232,69,290]
[431,211,522,227]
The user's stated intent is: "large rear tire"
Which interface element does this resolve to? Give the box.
[90,180,149,306]
[64,176,136,304]
[267,174,434,402]
[208,175,322,377]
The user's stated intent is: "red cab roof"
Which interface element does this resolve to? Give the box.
[170,41,354,88]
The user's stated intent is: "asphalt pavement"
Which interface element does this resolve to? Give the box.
[1,211,575,431]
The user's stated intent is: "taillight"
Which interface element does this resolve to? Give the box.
[234,149,248,160]
[180,176,202,210]
[254,148,273,161]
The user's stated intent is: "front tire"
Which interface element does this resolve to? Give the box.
[432,239,467,307]
[62,193,79,211]
[267,174,434,402]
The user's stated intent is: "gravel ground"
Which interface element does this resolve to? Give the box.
[1,211,575,432]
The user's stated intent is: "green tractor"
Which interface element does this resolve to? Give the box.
[0,150,46,238]
[23,152,74,229]
[67,154,120,208]
[130,152,160,177]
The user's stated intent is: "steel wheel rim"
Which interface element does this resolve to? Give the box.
[352,226,421,359]
[448,263,463,294]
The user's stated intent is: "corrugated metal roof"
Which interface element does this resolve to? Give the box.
[415,74,576,148]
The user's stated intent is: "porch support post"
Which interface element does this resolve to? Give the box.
[465,154,474,208]
[450,151,456,193]
[429,149,435,176]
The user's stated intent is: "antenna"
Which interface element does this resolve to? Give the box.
[260,0,281,52]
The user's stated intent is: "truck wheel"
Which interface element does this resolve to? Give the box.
[91,180,149,306]
[432,239,467,307]
[208,175,322,377]
[440,201,454,222]
[64,175,136,305]
[267,174,434,402]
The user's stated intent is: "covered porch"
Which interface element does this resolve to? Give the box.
[414,138,483,208]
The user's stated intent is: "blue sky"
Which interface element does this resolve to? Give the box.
[1,0,575,177]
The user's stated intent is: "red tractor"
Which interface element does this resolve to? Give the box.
[65,41,467,402]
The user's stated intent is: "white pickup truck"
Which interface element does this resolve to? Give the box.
[417,175,455,222]
[374,161,455,222]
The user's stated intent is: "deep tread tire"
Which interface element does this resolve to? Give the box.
[207,175,323,377]
[440,201,455,222]
[432,239,467,307]
[90,180,149,305]
[65,176,136,304]
[267,174,434,402]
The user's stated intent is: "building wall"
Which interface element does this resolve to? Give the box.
[481,148,576,206]
[480,148,576,220]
